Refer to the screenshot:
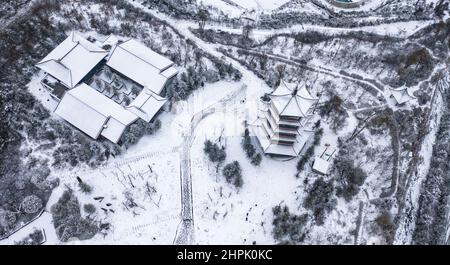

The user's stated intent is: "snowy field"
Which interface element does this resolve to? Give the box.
[191,113,300,244]
[10,72,250,244]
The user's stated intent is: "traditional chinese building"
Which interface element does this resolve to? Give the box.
[251,81,319,157]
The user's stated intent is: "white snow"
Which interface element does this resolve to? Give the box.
[120,39,174,70]
[37,32,108,88]
[54,83,138,142]
[27,72,59,112]
[229,0,291,10]
[312,157,330,175]
[8,0,445,246]
[198,0,291,18]
[107,40,178,94]
[128,89,167,123]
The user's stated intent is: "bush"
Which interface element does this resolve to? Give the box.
[272,205,308,243]
[222,161,243,188]
[319,95,348,132]
[204,140,226,163]
[78,181,93,194]
[303,178,336,225]
[251,153,262,166]
[242,128,262,166]
[120,119,161,148]
[334,160,367,201]
[0,210,16,229]
[28,165,52,190]
[83,204,96,215]
[51,190,98,242]
[21,195,43,214]
[242,128,256,158]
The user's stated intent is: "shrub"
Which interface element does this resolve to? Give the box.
[319,95,348,131]
[83,204,96,215]
[272,205,308,243]
[120,119,161,148]
[204,140,226,163]
[334,160,367,201]
[28,164,52,190]
[78,181,93,194]
[242,128,256,158]
[303,178,336,225]
[21,195,43,214]
[0,210,16,229]
[242,128,262,166]
[51,190,98,242]
[251,153,262,166]
[222,161,243,188]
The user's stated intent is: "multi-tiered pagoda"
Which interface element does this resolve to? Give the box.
[251,81,319,157]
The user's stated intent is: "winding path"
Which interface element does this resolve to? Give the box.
[230,48,387,99]
[173,86,246,244]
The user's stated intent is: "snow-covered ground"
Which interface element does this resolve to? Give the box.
[199,0,291,14]
[3,0,447,246]
[14,70,253,244]
[27,72,59,112]
[191,113,300,244]
[0,212,57,245]
[229,0,291,10]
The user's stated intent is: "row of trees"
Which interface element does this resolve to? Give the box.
[413,88,450,244]
[296,127,323,177]
[242,128,262,166]
[120,119,161,148]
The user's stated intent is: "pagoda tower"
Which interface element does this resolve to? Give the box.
[251,81,319,157]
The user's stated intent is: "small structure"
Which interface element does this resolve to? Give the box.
[36,33,178,144]
[312,157,330,175]
[312,145,336,175]
[390,87,415,105]
[251,81,319,157]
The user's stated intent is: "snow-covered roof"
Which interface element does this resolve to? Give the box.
[107,39,178,94]
[102,34,121,48]
[250,118,312,157]
[312,157,330,175]
[270,81,318,117]
[390,87,415,105]
[36,32,108,88]
[127,89,167,122]
[55,84,138,143]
